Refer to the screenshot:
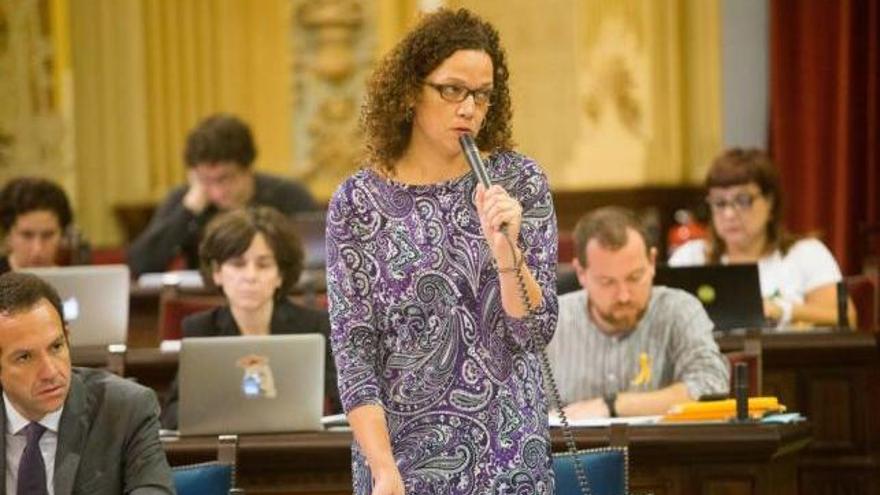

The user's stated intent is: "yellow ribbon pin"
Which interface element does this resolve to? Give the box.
[631,352,652,387]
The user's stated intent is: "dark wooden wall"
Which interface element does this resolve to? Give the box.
[552,186,706,260]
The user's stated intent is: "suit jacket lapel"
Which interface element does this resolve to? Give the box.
[54,371,91,495]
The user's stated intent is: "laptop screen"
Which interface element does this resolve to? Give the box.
[178,334,325,435]
[22,265,130,347]
[653,264,766,331]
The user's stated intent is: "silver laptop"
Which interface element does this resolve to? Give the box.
[178,334,325,435]
[22,265,129,347]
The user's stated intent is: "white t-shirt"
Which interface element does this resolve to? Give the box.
[668,238,842,304]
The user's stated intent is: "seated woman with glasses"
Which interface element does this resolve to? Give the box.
[160,206,339,428]
[669,148,855,327]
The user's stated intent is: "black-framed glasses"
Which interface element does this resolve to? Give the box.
[424,82,493,106]
[706,193,759,213]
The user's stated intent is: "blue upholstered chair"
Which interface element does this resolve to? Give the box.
[172,434,241,495]
[553,446,629,495]
[553,424,629,495]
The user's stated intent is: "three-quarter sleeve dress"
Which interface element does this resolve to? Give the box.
[326,151,558,494]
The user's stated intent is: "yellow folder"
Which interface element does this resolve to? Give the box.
[662,397,786,422]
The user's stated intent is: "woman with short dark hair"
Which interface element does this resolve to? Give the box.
[161,206,339,428]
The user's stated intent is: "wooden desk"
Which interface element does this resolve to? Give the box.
[718,328,880,495]
[162,422,810,495]
[100,328,874,493]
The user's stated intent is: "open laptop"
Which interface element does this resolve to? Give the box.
[653,264,765,331]
[178,334,325,435]
[22,265,129,346]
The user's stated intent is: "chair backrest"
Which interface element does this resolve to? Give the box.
[845,274,878,332]
[723,336,762,396]
[553,424,629,495]
[158,287,225,340]
[172,435,239,495]
[553,447,629,495]
[173,463,233,495]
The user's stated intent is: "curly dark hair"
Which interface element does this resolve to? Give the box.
[184,113,257,168]
[704,148,799,263]
[361,8,514,173]
[199,206,304,299]
[0,177,73,233]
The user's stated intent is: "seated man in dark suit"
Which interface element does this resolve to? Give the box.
[128,113,318,276]
[0,272,174,494]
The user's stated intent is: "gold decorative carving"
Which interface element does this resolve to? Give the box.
[305,96,360,182]
[580,18,646,139]
[293,0,371,198]
[0,0,66,177]
[562,17,650,188]
[298,0,363,82]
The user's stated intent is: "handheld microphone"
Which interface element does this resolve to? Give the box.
[459,133,508,233]
[459,134,492,189]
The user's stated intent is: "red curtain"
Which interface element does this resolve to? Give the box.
[770,0,880,275]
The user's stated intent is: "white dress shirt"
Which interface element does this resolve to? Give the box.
[4,392,63,495]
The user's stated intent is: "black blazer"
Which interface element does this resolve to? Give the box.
[160,298,340,429]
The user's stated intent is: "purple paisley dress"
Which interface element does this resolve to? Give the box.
[326,150,558,494]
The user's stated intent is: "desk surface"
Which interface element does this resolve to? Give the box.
[162,422,811,495]
[717,327,879,364]
[94,328,874,494]
[162,421,811,458]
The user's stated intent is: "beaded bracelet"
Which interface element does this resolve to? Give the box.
[497,252,525,274]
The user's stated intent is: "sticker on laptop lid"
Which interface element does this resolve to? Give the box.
[236,354,277,399]
[696,284,716,305]
[62,297,79,323]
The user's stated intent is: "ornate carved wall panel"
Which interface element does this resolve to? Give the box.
[447,0,723,190]
[0,0,72,192]
[291,0,376,199]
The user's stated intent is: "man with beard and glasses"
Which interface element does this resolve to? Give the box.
[547,207,729,419]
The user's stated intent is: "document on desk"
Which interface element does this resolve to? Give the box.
[548,414,662,427]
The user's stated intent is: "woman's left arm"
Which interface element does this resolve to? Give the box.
[765,239,857,327]
[477,183,543,317]
[792,283,856,327]
[475,160,558,348]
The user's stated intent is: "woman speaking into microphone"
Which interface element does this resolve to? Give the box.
[326,8,559,495]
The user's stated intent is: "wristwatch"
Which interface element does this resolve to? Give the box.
[604,393,618,418]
